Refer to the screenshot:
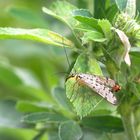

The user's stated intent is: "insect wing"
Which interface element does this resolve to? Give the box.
[77,74,118,104]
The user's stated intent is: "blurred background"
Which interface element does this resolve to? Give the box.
[0,0,77,140]
[0,0,140,140]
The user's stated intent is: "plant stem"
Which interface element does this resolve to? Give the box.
[119,102,137,140]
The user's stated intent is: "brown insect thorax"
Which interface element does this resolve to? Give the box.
[112,84,121,92]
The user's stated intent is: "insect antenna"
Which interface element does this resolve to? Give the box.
[62,38,76,75]
[63,41,71,70]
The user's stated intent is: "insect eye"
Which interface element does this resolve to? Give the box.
[71,74,75,77]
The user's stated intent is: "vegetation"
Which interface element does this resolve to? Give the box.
[0,0,140,140]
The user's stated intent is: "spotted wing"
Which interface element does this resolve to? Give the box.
[77,74,117,104]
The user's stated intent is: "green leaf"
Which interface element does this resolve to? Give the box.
[125,0,136,18]
[0,63,51,101]
[82,128,109,140]
[0,82,52,102]
[52,87,72,111]
[16,101,53,113]
[48,130,60,140]
[82,31,106,44]
[42,1,77,29]
[74,24,96,32]
[58,121,83,140]
[66,54,106,117]
[98,19,112,39]
[72,9,92,17]
[0,128,39,140]
[106,4,118,22]
[94,0,106,19]
[71,53,103,75]
[103,48,119,78]
[132,105,140,139]
[22,112,68,123]
[0,63,22,86]
[115,0,127,11]
[81,115,124,133]
[130,47,140,57]
[0,28,74,48]
[73,16,102,32]
[0,100,28,128]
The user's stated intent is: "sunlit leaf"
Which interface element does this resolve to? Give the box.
[0,28,74,48]
[73,16,102,32]
[42,1,77,29]
[82,31,106,44]
[98,19,112,39]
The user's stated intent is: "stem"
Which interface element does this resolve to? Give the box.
[119,102,137,140]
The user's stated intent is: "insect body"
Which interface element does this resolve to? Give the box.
[66,73,121,105]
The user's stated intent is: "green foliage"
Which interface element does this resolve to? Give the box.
[0,28,74,48]
[58,120,83,140]
[0,0,140,140]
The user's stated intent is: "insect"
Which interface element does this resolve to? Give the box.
[66,73,121,105]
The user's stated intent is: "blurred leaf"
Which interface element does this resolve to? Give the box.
[0,128,39,140]
[127,83,140,100]
[0,63,22,86]
[72,9,92,17]
[15,69,41,88]
[48,130,59,140]
[81,115,124,133]
[81,128,108,140]
[82,31,106,44]
[16,101,53,113]
[125,0,136,18]
[0,81,52,102]
[42,1,77,29]
[132,104,140,139]
[102,48,119,78]
[52,87,72,111]
[58,120,83,140]
[0,100,29,128]
[130,47,140,57]
[22,112,68,124]
[98,19,112,39]
[115,0,127,11]
[0,63,51,101]
[8,7,48,28]
[0,28,74,48]
[94,0,106,18]
[106,4,118,22]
